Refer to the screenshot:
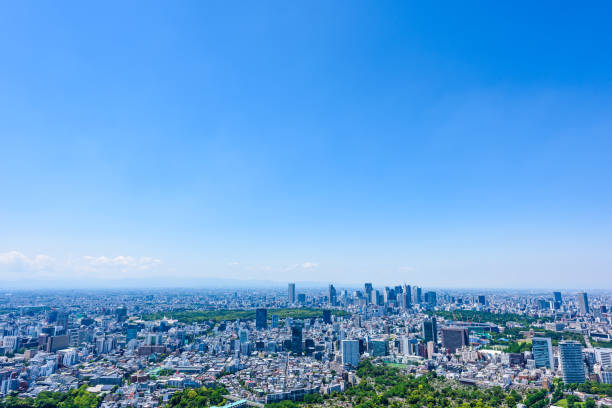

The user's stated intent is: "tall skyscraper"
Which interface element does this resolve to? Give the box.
[424,291,437,306]
[290,323,303,354]
[560,341,586,384]
[532,337,554,369]
[400,284,412,309]
[116,306,127,322]
[371,289,380,305]
[383,287,391,304]
[553,291,563,303]
[411,286,422,304]
[126,324,139,344]
[441,327,468,353]
[288,283,296,303]
[328,284,337,306]
[577,292,589,314]
[256,308,268,330]
[322,309,332,324]
[364,283,373,303]
[477,295,486,305]
[423,318,438,344]
[341,339,360,368]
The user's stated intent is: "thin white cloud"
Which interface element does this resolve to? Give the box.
[0,251,55,269]
[301,262,319,269]
[0,251,163,280]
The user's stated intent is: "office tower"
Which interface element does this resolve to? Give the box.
[532,337,554,369]
[322,309,332,325]
[239,330,249,344]
[364,283,373,303]
[424,291,437,306]
[256,308,268,330]
[412,286,422,304]
[272,314,279,328]
[291,323,303,354]
[595,348,612,368]
[304,338,315,355]
[477,295,486,305]
[370,339,388,356]
[46,335,69,353]
[371,289,381,305]
[427,341,435,359]
[423,318,438,344]
[577,292,589,314]
[288,283,296,303]
[46,309,58,324]
[560,341,586,384]
[56,311,69,333]
[553,291,563,303]
[126,324,139,343]
[328,284,337,306]
[341,340,360,368]
[441,327,469,353]
[537,299,549,310]
[400,336,417,356]
[68,328,80,347]
[116,306,127,322]
[297,293,306,303]
[400,284,412,309]
[383,287,391,304]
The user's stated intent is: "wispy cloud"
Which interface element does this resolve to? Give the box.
[0,251,163,280]
[301,262,319,269]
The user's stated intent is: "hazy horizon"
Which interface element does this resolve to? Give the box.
[1,2,612,290]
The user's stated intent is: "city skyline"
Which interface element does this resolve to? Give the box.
[2,2,612,289]
[0,2,611,405]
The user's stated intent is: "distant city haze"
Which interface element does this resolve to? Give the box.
[1,2,611,289]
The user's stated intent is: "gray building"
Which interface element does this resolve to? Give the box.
[288,283,296,303]
[441,327,468,353]
[577,292,589,314]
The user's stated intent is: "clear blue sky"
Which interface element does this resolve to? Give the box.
[1,1,611,288]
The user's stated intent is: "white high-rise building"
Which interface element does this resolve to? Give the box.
[595,348,612,368]
[342,339,359,368]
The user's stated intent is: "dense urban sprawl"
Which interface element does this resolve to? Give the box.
[0,284,610,408]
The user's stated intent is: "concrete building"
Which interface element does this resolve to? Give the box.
[441,327,468,353]
[577,292,589,315]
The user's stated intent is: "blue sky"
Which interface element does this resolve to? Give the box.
[1,1,611,288]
